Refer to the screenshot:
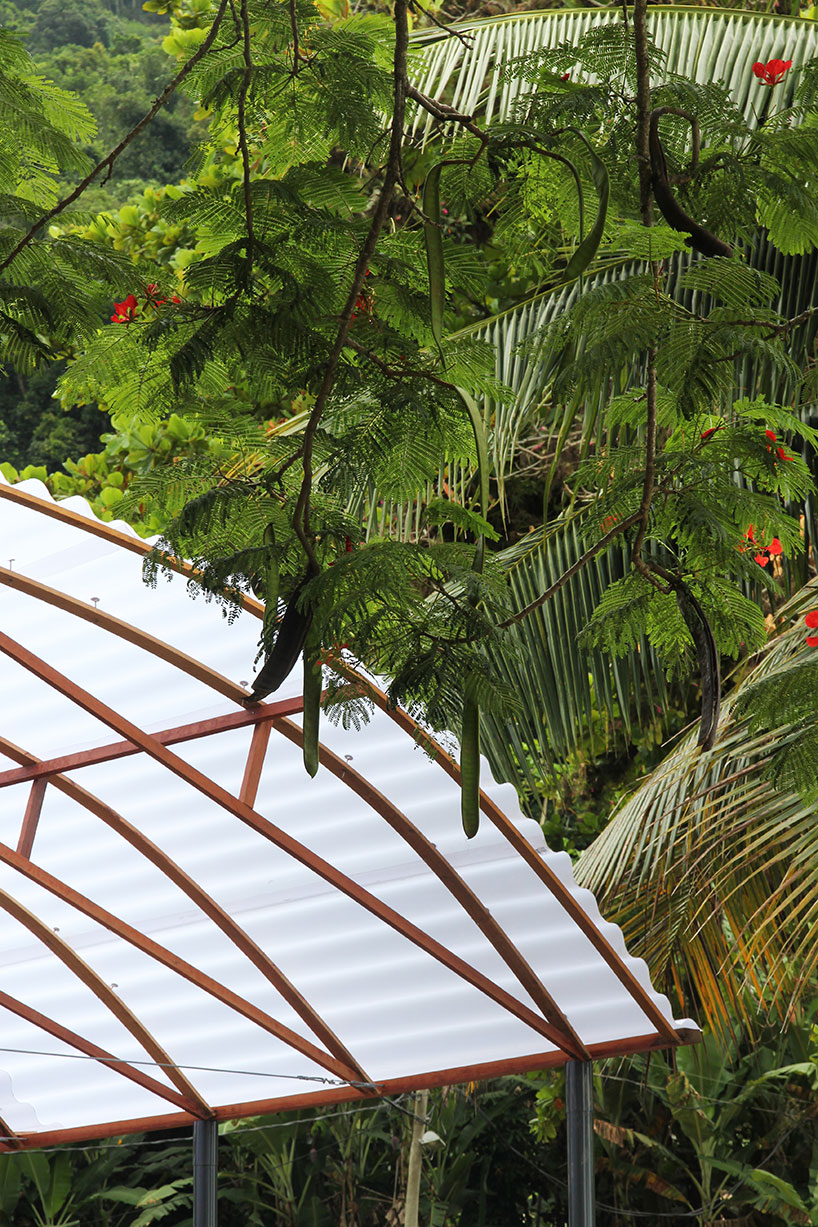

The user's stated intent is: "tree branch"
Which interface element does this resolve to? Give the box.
[496,512,643,628]
[237,0,255,285]
[0,0,231,277]
[292,0,411,572]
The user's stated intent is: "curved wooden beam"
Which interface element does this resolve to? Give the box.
[0,834,365,1085]
[0,988,205,1114]
[271,715,589,1060]
[0,482,261,613]
[329,665,680,1046]
[0,887,211,1118]
[0,634,574,1053]
[0,566,251,703]
[0,735,367,1087]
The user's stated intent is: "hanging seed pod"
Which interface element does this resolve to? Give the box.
[676,584,720,749]
[248,575,312,702]
[460,695,481,838]
[423,162,445,360]
[302,652,322,778]
[261,522,280,642]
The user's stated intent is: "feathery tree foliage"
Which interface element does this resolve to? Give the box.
[2,0,817,843]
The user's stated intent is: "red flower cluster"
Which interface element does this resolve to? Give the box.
[111,285,180,325]
[805,609,818,647]
[752,58,792,86]
[111,293,138,324]
[743,525,783,567]
[145,282,181,309]
[765,427,794,463]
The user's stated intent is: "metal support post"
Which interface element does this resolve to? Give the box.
[566,1060,594,1227]
[193,1118,218,1227]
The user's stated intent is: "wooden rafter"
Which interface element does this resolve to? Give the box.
[271,715,590,1060]
[0,887,211,1118]
[0,705,302,791]
[0,837,367,1083]
[0,483,260,613]
[329,667,681,1046]
[0,633,578,1054]
[0,988,208,1114]
[0,735,369,1086]
[0,565,252,703]
[17,779,46,858]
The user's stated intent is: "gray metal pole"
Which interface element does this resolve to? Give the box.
[193,1119,218,1227]
[566,1060,594,1227]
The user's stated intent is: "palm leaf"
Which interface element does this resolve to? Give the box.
[575,581,818,1030]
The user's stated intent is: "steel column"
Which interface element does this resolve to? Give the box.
[193,1119,218,1227]
[566,1060,594,1227]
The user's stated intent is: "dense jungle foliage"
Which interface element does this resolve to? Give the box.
[1,0,818,1221]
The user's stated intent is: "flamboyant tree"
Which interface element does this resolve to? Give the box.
[1,0,818,842]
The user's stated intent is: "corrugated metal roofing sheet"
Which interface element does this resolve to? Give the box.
[0,474,697,1146]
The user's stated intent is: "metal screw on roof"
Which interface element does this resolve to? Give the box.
[91,597,100,608]
[8,559,13,570]
[239,680,248,688]
[344,754,354,762]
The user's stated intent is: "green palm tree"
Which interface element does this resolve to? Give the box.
[576,581,818,1032]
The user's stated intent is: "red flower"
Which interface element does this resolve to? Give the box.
[560,72,570,82]
[806,609,818,645]
[743,525,785,567]
[776,446,794,462]
[111,293,139,324]
[144,283,167,309]
[752,58,792,86]
[765,429,777,442]
[700,425,723,441]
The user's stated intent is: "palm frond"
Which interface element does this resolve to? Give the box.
[576,582,818,1031]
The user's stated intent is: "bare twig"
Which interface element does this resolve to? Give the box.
[496,512,643,628]
[406,83,487,142]
[0,0,231,277]
[408,0,475,48]
[345,338,458,391]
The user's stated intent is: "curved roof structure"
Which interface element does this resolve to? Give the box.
[0,474,697,1148]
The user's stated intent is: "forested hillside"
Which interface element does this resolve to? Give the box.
[0,0,195,467]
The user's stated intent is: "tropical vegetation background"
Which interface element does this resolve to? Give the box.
[1,0,818,1221]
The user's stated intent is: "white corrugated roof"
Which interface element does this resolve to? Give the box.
[0,474,697,1147]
